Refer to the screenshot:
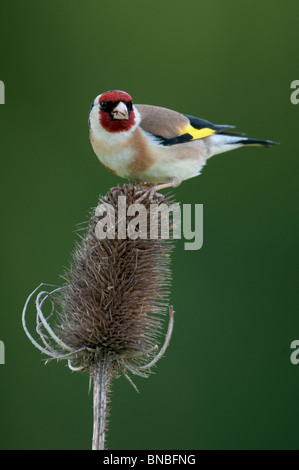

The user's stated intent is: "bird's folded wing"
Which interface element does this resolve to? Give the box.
[136,104,238,146]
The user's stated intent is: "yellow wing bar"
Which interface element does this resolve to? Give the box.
[183,124,216,140]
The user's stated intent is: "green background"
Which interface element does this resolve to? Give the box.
[0,0,298,450]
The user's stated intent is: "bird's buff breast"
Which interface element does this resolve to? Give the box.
[90,130,206,183]
[90,137,134,178]
[90,127,156,179]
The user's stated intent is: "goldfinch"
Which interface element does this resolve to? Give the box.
[89,90,277,199]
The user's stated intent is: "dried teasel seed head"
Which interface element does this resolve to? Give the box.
[54,183,176,377]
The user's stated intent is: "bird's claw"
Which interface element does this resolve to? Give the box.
[135,187,165,204]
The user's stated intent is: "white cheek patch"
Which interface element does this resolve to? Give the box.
[132,105,141,127]
[90,105,140,143]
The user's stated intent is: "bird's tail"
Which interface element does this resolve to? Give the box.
[231,137,278,148]
[207,134,279,158]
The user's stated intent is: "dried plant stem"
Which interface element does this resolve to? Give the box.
[92,353,111,450]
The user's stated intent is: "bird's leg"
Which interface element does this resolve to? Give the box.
[135,177,182,203]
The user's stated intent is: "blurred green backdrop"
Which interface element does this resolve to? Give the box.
[0,0,298,450]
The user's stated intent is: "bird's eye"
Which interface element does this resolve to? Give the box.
[127,101,133,113]
[100,101,108,111]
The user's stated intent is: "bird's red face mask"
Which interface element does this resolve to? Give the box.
[98,91,136,133]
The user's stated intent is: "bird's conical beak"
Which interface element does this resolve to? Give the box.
[111,101,129,120]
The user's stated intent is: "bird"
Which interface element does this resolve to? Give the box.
[89,90,277,201]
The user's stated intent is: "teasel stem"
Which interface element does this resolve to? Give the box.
[92,352,111,450]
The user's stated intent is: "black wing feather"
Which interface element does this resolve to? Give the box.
[184,114,242,135]
[151,132,194,146]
